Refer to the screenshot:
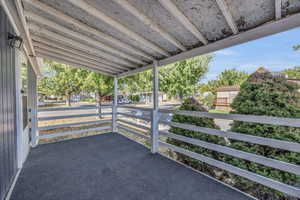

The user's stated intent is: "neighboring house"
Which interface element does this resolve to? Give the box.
[215,86,240,111]
[215,75,300,111]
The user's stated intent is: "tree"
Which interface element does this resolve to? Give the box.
[121,55,212,102]
[38,60,83,106]
[283,66,300,79]
[81,72,114,116]
[226,68,300,199]
[160,55,212,101]
[123,70,152,93]
[293,45,300,51]
[202,69,249,94]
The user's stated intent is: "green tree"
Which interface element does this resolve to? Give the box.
[82,72,114,116]
[160,55,212,101]
[226,68,300,199]
[122,55,212,102]
[38,60,83,106]
[202,69,248,94]
[283,66,300,79]
[293,45,300,51]
[123,70,152,93]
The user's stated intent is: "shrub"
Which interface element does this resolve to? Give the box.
[167,97,228,178]
[129,94,140,102]
[227,68,300,200]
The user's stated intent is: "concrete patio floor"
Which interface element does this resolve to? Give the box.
[11,133,254,200]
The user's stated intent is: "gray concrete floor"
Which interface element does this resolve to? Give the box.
[11,133,253,200]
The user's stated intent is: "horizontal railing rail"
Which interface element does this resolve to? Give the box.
[159,109,300,128]
[117,119,150,131]
[38,119,111,131]
[118,124,150,141]
[38,113,112,121]
[159,120,300,153]
[38,105,112,112]
[157,109,300,198]
[159,141,300,198]
[159,130,300,175]
[117,112,151,121]
[117,105,152,112]
[37,105,113,141]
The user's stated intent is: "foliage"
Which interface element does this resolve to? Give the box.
[129,94,140,102]
[122,55,212,101]
[160,55,212,101]
[226,69,300,200]
[283,66,300,79]
[201,69,249,94]
[123,70,152,93]
[38,60,84,106]
[81,72,114,116]
[167,97,229,178]
[293,44,300,51]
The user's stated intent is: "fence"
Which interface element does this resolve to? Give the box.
[36,105,113,141]
[117,105,300,198]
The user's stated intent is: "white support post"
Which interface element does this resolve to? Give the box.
[28,61,38,147]
[151,60,159,153]
[112,76,118,132]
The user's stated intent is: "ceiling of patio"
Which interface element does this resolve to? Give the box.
[22,0,300,77]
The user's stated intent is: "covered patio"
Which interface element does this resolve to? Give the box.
[1,0,300,199]
[10,133,253,200]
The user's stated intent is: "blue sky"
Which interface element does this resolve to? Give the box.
[203,27,300,82]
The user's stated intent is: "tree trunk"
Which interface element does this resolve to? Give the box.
[66,94,71,107]
[96,91,103,119]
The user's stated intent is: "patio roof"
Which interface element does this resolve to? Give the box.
[3,0,300,77]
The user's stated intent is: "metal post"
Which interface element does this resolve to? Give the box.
[112,76,118,132]
[28,62,38,147]
[151,60,159,153]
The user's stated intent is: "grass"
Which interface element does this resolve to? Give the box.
[209,109,230,114]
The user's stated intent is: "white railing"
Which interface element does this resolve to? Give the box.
[36,105,113,141]
[116,105,300,198]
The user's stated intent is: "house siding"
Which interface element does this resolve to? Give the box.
[0,6,18,200]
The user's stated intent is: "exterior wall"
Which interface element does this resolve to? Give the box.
[215,91,239,111]
[0,6,18,200]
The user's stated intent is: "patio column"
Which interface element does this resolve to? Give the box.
[112,76,118,132]
[151,60,159,153]
[28,61,38,147]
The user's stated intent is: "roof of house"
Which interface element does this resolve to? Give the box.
[216,85,240,92]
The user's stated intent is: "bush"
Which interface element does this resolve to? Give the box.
[129,94,140,102]
[227,68,300,200]
[167,97,229,178]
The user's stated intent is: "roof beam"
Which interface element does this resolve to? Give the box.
[34,45,123,73]
[23,0,154,61]
[35,48,119,74]
[158,0,208,45]
[118,11,300,78]
[275,0,282,20]
[67,0,170,57]
[114,0,186,51]
[215,0,239,34]
[29,23,137,68]
[36,52,114,76]
[31,37,129,71]
[25,12,147,65]
[0,0,41,75]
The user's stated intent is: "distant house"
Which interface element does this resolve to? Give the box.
[215,85,240,111]
[214,71,300,111]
